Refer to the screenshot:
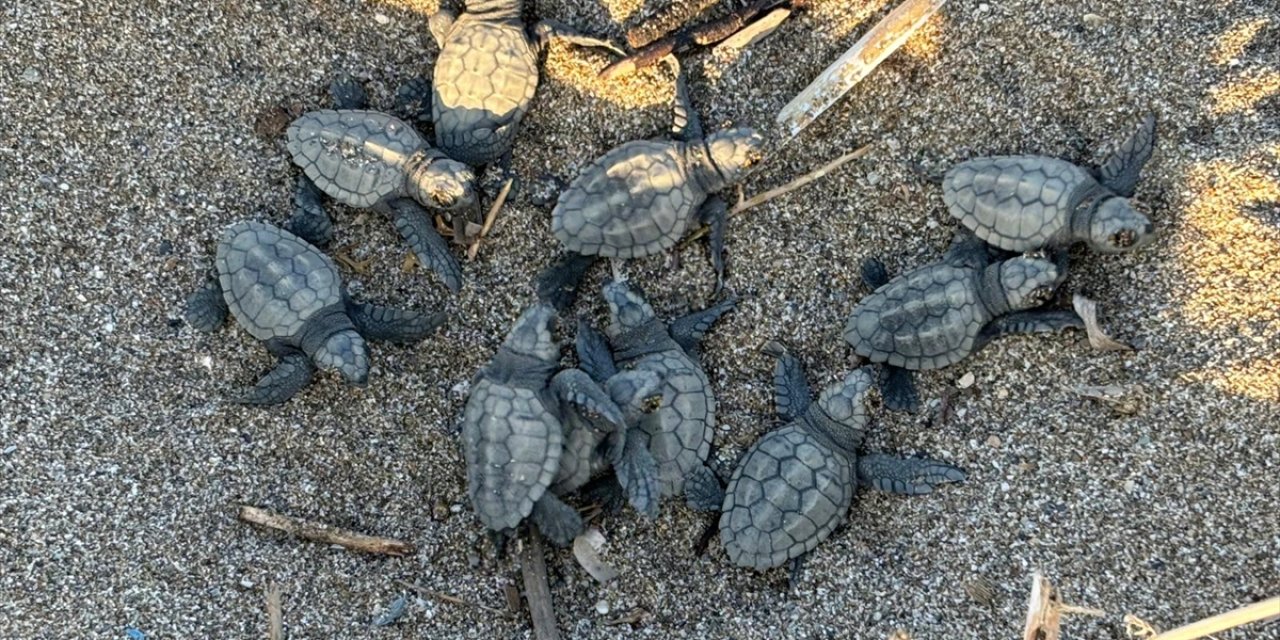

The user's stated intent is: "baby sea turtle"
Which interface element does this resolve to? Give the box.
[285,76,477,293]
[688,343,966,575]
[575,280,735,507]
[844,233,1083,412]
[430,0,624,167]
[536,72,764,309]
[185,221,444,405]
[462,303,659,546]
[943,115,1157,253]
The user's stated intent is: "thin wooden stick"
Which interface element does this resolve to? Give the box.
[521,527,561,640]
[394,579,510,616]
[1151,597,1280,640]
[237,505,415,557]
[681,143,873,245]
[266,582,283,640]
[467,177,513,261]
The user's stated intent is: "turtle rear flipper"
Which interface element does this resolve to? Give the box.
[347,299,446,344]
[683,464,725,512]
[287,175,333,246]
[329,73,369,110]
[615,434,660,518]
[574,319,618,383]
[232,352,316,406]
[856,454,967,495]
[530,494,584,547]
[1098,115,1157,198]
[387,199,463,293]
[879,365,919,414]
[186,278,228,332]
[859,257,890,289]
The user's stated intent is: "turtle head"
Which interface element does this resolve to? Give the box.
[315,329,370,385]
[1088,197,1155,253]
[700,128,765,190]
[602,280,657,336]
[501,303,560,362]
[998,255,1063,311]
[414,157,478,215]
[812,367,874,450]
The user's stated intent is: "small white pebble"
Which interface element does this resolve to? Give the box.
[595,600,610,615]
[22,67,40,82]
[986,435,1001,448]
[996,387,1009,400]
[374,13,390,24]
[450,503,463,513]
[957,372,976,389]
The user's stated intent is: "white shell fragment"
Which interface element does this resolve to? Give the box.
[572,528,619,584]
[1071,295,1133,352]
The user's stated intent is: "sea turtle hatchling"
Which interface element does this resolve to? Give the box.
[942,115,1158,254]
[574,280,735,507]
[536,72,764,309]
[687,343,966,575]
[462,303,660,546]
[184,221,444,405]
[285,77,477,293]
[429,0,625,167]
[844,233,1084,413]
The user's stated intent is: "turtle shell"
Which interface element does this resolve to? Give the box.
[215,221,341,343]
[432,17,538,165]
[462,378,563,531]
[621,349,713,497]
[719,424,854,570]
[551,140,699,258]
[943,156,1095,252]
[286,109,424,208]
[843,263,989,370]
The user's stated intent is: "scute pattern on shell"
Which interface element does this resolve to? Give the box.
[216,221,341,342]
[433,18,539,165]
[286,109,423,208]
[628,350,714,496]
[552,140,694,258]
[943,156,1093,251]
[462,380,563,531]
[720,425,854,570]
[844,264,987,370]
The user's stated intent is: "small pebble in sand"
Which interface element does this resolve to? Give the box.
[957,372,976,389]
[595,600,610,615]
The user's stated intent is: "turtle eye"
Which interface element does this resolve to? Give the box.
[1111,229,1136,248]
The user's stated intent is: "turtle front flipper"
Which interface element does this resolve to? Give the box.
[683,463,725,512]
[535,253,599,311]
[698,196,728,292]
[859,257,890,289]
[394,77,433,124]
[974,309,1084,352]
[574,319,618,383]
[387,199,463,293]
[1098,115,1157,198]
[855,454,967,495]
[552,368,625,430]
[347,298,446,344]
[329,73,369,110]
[669,294,736,358]
[879,365,920,414]
[185,278,228,332]
[530,494,584,547]
[614,433,660,518]
[532,19,626,57]
[232,352,316,406]
[428,9,457,48]
[763,341,811,422]
[287,175,334,246]
[671,64,705,142]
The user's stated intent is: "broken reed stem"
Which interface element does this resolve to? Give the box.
[1150,596,1280,640]
[237,505,415,557]
[522,527,561,640]
[681,143,873,246]
[266,582,283,640]
[394,579,510,615]
[468,177,513,260]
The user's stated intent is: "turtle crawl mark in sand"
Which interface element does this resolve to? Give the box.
[185,221,444,405]
[537,71,764,309]
[942,115,1158,254]
[688,343,965,576]
[285,77,478,293]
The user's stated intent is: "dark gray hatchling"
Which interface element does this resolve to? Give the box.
[687,343,965,574]
[845,233,1083,413]
[184,221,444,405]
[537,71,764,309]
[943,115,1158,254]
[285,77,477,293]
[430,0,624,167]
[461,303,659,547]
[574,280,735,508]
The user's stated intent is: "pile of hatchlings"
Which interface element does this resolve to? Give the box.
[185,0,1158,578]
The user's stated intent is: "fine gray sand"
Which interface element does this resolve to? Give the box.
[2,0,1277,638]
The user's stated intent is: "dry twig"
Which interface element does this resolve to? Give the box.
[394,579,510,616]
[266,582,283,640]
[521,527,561,640]
[237,505,415,557]
[1143,596,1280,640]
[467,178,513,261]
[1022,572,1105,640]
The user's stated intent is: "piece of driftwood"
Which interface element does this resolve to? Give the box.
[1147,596,1280,640]
[266,583,283,640]
[777,0,946,137]
[601,0,797,80]
[466,177,513,261]
[237,505,415,557]
[522,527,561,640]
[625,0,721,48]
[714,7,791,56]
